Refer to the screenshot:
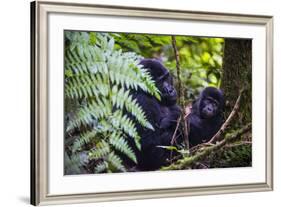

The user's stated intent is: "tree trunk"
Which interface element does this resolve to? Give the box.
[221,38,252,127]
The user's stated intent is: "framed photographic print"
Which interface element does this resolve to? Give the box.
[31,0,273,205]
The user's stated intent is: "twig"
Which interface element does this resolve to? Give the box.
[170,105,192,145]
[172,36,182,100]
[161,123,252,170]
[169,117,182,161]
[207,88,244,144]
[170,117,181,145]
[171,36,190,149]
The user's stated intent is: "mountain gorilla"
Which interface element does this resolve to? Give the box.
[128,60,224,170]
[132,59,181,170]
[188,87,225,147]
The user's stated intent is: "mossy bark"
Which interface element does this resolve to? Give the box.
[221,38,252,127]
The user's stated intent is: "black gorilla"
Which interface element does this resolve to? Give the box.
[188,87,225,147]
[132,59,181,170]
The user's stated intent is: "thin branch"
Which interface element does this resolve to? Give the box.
[170,117,181,145]
[207,88,244,144]
[169,117,182,162]
[171,36,190,149]
[172,36,182,100]
[161,123,252,171]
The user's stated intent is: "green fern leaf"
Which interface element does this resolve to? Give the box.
[65,32,161,173]
[107,152,126,172]
[94,161,109,173]
[88,140,110,160]
[109,132,137,163]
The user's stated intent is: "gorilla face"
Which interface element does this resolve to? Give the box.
[156,72,177,105]
[139,59,177,106]
[200,97,219,119]
[198,87,224,119]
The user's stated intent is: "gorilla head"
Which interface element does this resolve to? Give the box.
[139,59,177,106]
[198,87,224,119]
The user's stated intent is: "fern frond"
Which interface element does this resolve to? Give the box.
[65,72,109,99]
[139,67,161,100]
[107,152,126,172]
[94,160,109,173]
[64,152,84,174]
[65,32,161,173]
[110,110,138,139]
[72,131,97,152]
[111,86,153,130]
[109,132,137,163]
[88,140,110,160]
[66,98,111,132]
[110,110,141,150]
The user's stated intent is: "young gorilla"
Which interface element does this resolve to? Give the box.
[188,87,225,147]
[131,59,181,170]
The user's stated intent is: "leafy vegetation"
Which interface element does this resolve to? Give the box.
[64,32,160,174]
[112,33,224,100]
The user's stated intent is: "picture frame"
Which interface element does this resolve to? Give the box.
[31,0,273,205]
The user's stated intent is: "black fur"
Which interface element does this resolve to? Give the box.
[188,87,225,147]
[132,59,181,170]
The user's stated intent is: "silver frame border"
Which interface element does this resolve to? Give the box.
[30,1,273,205]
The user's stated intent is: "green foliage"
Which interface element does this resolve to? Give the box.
[64,31,160,174]
[64,152,88,174]
[113,33,224,101]
[109,133,137,163]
